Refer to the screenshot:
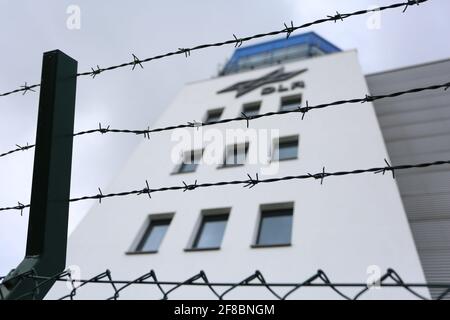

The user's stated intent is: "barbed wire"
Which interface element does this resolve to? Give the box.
[0,143,35,159]
[1,0,444,303]
[1,80,448,161]
[0,83,40,98]
[2,267,449,300]
[1,159,449,214]
[0,0,429,98]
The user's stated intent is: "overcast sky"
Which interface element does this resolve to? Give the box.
[1,0,449,276]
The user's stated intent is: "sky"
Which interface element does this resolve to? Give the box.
[1,0,450,276]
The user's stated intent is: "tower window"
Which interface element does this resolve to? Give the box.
[176,150,203,174]
[205,108,224,124]
[255,205,293,247]
[273,136,299,161]
[280,95,302,112]
[242,102,261,117]
[135,218,172,253]
[191,213,229,250]
[222,143,249,167]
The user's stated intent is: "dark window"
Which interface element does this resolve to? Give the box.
[205,108,224,123]
[242,102,261,117]
[136,219,171,252]
[280,95,302,112]
[193,214,229,249]
[274,137,298,161]
[256,208,293,246]
[223,143,249,167]
[177,150,202,173]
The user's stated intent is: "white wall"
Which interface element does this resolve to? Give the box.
[48,50,428,300]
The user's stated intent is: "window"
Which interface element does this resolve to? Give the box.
[273,136,299,161]
[204,108,224,124]
[176,150,202,174]
[255,206,293,247]
[280,95,302,112]
[222,143,249,167]
[192,214,229,250]
[242,102,261,117]
[135,218,171,252]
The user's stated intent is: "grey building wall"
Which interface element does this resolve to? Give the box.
[366,59,450,299]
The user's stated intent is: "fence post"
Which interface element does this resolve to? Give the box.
[0,50,77,300]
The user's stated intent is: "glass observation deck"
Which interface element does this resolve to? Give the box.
[219,32,341,76]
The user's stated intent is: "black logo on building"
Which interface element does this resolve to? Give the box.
[217,67,307,98]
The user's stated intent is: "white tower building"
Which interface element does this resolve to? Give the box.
[49,32,427,299]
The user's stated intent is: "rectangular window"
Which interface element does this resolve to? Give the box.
[223,143,249,167]
[176,150,202,174]
[280,95,302,112]
[204,108,224,124]
[273,136,299,161]
[192,214,229,249]
[242,102,261,117]
[256,206,293,247]
[136,218,171,252]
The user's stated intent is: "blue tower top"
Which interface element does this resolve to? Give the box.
[220,32,341,76]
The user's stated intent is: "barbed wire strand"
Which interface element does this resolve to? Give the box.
[1,159,449,214]
[0,0,429,98]
[0,83,40,98]
[0,143,35,159]
[1,267,449,300]
[1,80,448,160]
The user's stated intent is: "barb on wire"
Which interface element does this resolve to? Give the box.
[131,54,144,70]
[233,34,243,48]
[362,94,375,103]
[183,180,198,192]
[15,143,31,151]
[1,1,430,98]
[17,202,26,216]
[98,122,110,134]
[403,0,420,12]
[96,188,104,203]
[244,173,260,189]
[327,11,348,23]
[178,48,191,58]
[240,112,252,128]
[0,83,40,98]
[308,167,327,185]
[0,143,35,159]
[137,180,152,199]
[20,82,36,95]
[2,159,450,214]
[187,120,203,130]
[7,267,449,300]
[90,65,102,79]
[283,21,295,39]
[298,100,310,120]
[0,202,30,214]
[374,159,395,179]
[142,126,151,140]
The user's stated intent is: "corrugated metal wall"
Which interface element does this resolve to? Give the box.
[366,59,450,299]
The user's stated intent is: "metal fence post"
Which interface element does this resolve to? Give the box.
[0,50,77,300]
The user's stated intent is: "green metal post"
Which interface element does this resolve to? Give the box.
[0,50,77,300]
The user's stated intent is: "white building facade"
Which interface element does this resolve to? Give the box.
[49,33,428,299]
